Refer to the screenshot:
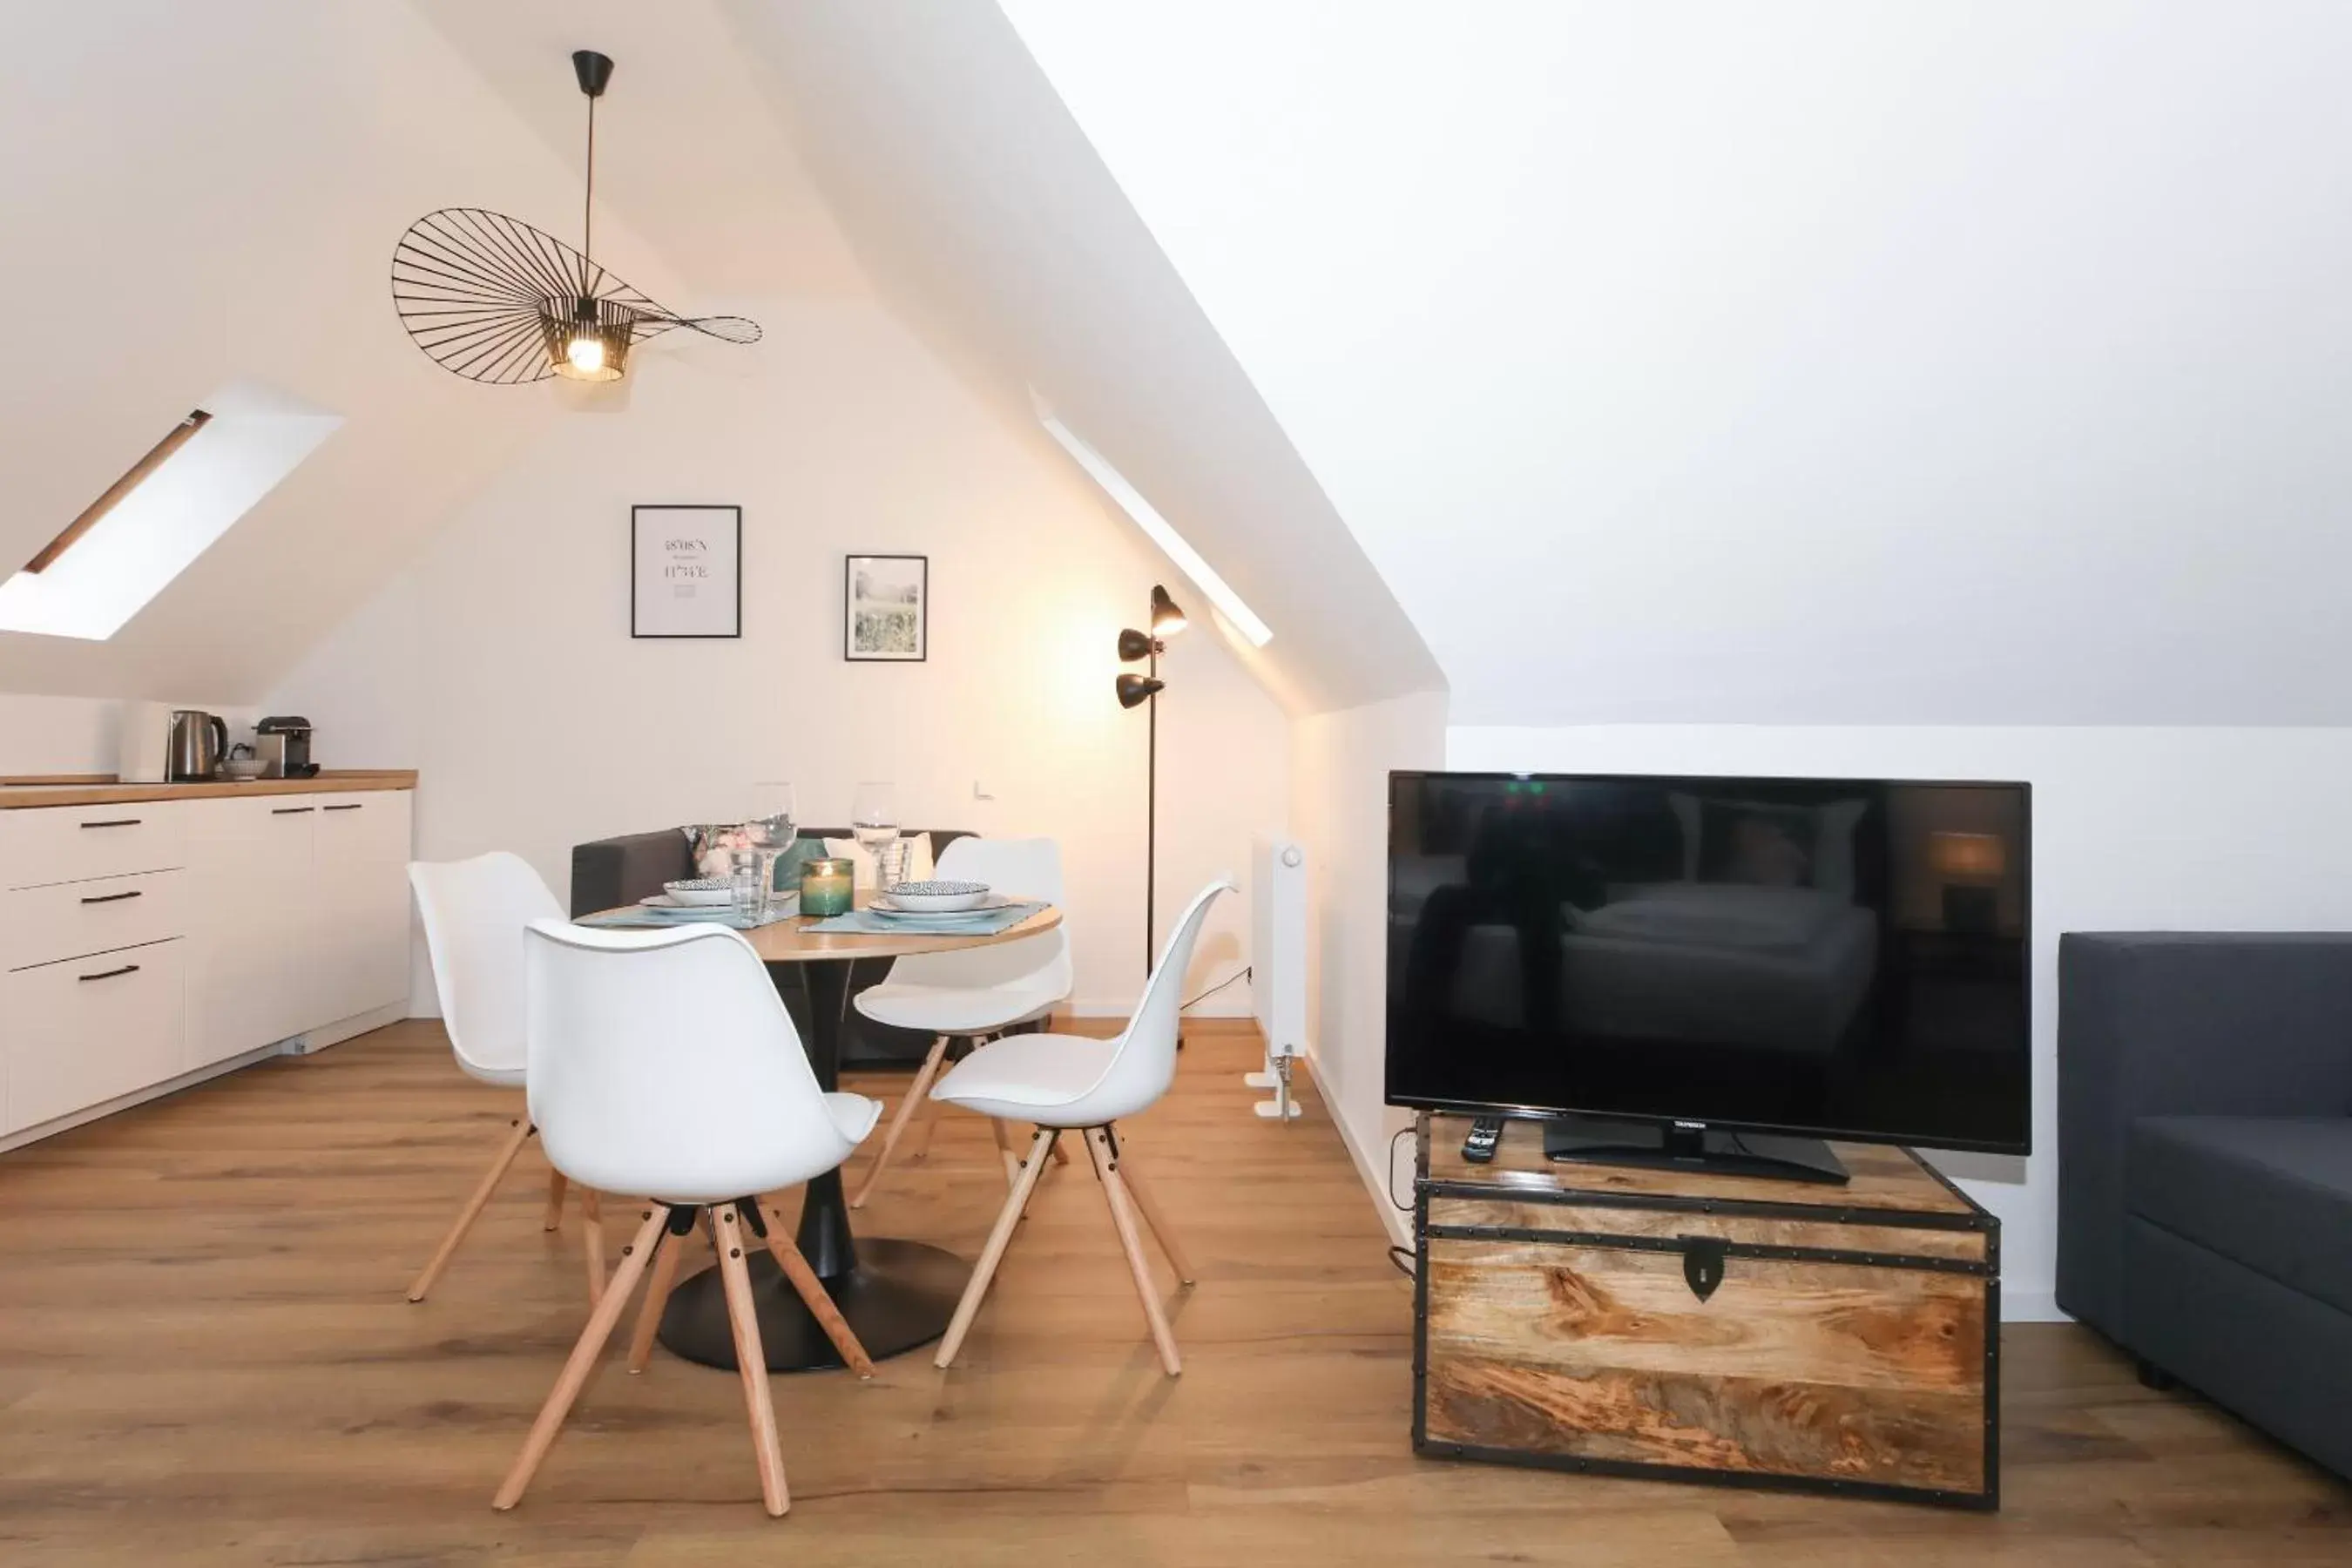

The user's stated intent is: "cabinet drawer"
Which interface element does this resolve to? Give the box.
[3,869,186,972]
[3,938,186,1134]
[0,801,186,889]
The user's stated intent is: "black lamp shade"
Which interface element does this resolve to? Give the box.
[1116,673,1165,709]
[1117,627,1153,662]
[1150,585,1187,637]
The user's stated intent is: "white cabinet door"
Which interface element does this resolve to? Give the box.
[183,798,318,1068]
[310,792,413,1027]
[3,939,186,1135]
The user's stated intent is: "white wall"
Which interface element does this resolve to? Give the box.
[0,695,257,777]
[267,295,1288,1018]
[1291,691,1449,1244]
[1448,723,2352,1319]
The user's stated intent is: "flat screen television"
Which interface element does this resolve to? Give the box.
[1386,772,2031,1182]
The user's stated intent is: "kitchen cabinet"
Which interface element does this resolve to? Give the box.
[1,781,413,1145]
[184,797,325,1068]
[309,793,413,1031]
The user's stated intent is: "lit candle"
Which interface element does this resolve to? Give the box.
[800,856,855,917]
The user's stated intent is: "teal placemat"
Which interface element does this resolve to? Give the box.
[807,901,1046,936]
[578,902,801,932]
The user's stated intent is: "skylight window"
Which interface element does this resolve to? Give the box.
[1034,395,1274,647]
[0,381,342,641]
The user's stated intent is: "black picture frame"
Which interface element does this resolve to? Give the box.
[632,504,742,639]
[843,553,929,661]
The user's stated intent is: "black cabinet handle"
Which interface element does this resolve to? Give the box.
[272,807,316,815]
[323,803,362,812]
[78,963,140,983]
[79,889,143,905]
[80,818,142,829]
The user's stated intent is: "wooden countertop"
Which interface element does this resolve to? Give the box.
[0,770,418,808]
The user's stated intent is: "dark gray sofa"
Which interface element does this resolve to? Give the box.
[2058,932,2352,1479]
[570,825,974,1069]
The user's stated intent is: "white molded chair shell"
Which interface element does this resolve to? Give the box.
[524,920,880,1205]
[854,836,1075,1034]
[409,853,564,1086]
[929,878,1233,1127]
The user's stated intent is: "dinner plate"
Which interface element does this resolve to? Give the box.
[869,892,1018,917]
[877,881,991,913]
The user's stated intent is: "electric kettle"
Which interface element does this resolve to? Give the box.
[167,710,228,781]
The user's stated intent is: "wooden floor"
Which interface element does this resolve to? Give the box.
[0,1018,2346,1565]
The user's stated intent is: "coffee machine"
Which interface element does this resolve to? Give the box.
[254,716,318,779]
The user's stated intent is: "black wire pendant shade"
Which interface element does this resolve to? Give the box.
[389,51,760,386]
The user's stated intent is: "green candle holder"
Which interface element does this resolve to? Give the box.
[799,856,855,917]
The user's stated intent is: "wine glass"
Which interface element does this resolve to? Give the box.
[747,781,796,848]
[742,782,794,913]
[850,781,898,853]
[851,780,898,892]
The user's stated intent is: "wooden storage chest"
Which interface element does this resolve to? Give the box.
[1415,1114,1999,1509]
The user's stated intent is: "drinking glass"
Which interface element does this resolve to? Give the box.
[729,850,765,923]
[875,838,910,894]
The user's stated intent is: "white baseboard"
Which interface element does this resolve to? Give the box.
[2005,1288,2067,1324]
[283,1000,408,1054]
[1064,997,1254,1019]
[0,1041,281,1154]
[1295,1054,1411,1249]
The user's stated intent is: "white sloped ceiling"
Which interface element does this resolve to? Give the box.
[1000,0,2352,725]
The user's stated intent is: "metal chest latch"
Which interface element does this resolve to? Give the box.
[1680,1237,1727,1301]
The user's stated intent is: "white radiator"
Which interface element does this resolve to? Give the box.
[1247,834,1308,1119]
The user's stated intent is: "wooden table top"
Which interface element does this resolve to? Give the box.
[1422,1112,1982,1217]
[588,893,1063,965]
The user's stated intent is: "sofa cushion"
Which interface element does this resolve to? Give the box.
[2128,1115,2352,1315]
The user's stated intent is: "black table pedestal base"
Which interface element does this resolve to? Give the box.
[654,1236,969,1373]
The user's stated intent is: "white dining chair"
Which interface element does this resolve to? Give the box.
[494,919,882,1517]
[927,878,1232,1376]
[407,853,607,1305]
[849,835,1076,1207]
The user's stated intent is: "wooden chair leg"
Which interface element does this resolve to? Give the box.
[542,1169,569,1232]
[408,1117,533,1303]
[1111,1149,1195,1284]
[1051,1137,1071,1166]
[909,1093,944,1162]
[579,1189,606,1308]
[760,1204,875,1378]
[851,1035,950,1209]
[626,1219,687,1375]
[1085,1128,1182,1376]
[1017,1128,1055,1222]
[713,1205,791,1517]
[493,1204,669,1511]
[991,1117,1020,1188]
[936,1127,1055,1369]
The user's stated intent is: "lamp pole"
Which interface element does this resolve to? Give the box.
[1117,585,1187,977]
[1146,633,1158,971]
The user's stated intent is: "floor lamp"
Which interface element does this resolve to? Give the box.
[1117,585,1187,973]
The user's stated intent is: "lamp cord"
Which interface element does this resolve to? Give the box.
[580,91,597,291]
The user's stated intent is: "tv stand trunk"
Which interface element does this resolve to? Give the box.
[1415,1113,1999,1509]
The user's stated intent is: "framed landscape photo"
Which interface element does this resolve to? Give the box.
[632,504,741,639]
[844,553,928,661]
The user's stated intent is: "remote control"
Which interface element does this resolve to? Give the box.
[1462,1115,1504,1164]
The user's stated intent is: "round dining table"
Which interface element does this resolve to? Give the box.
[633,893,1064,1374]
